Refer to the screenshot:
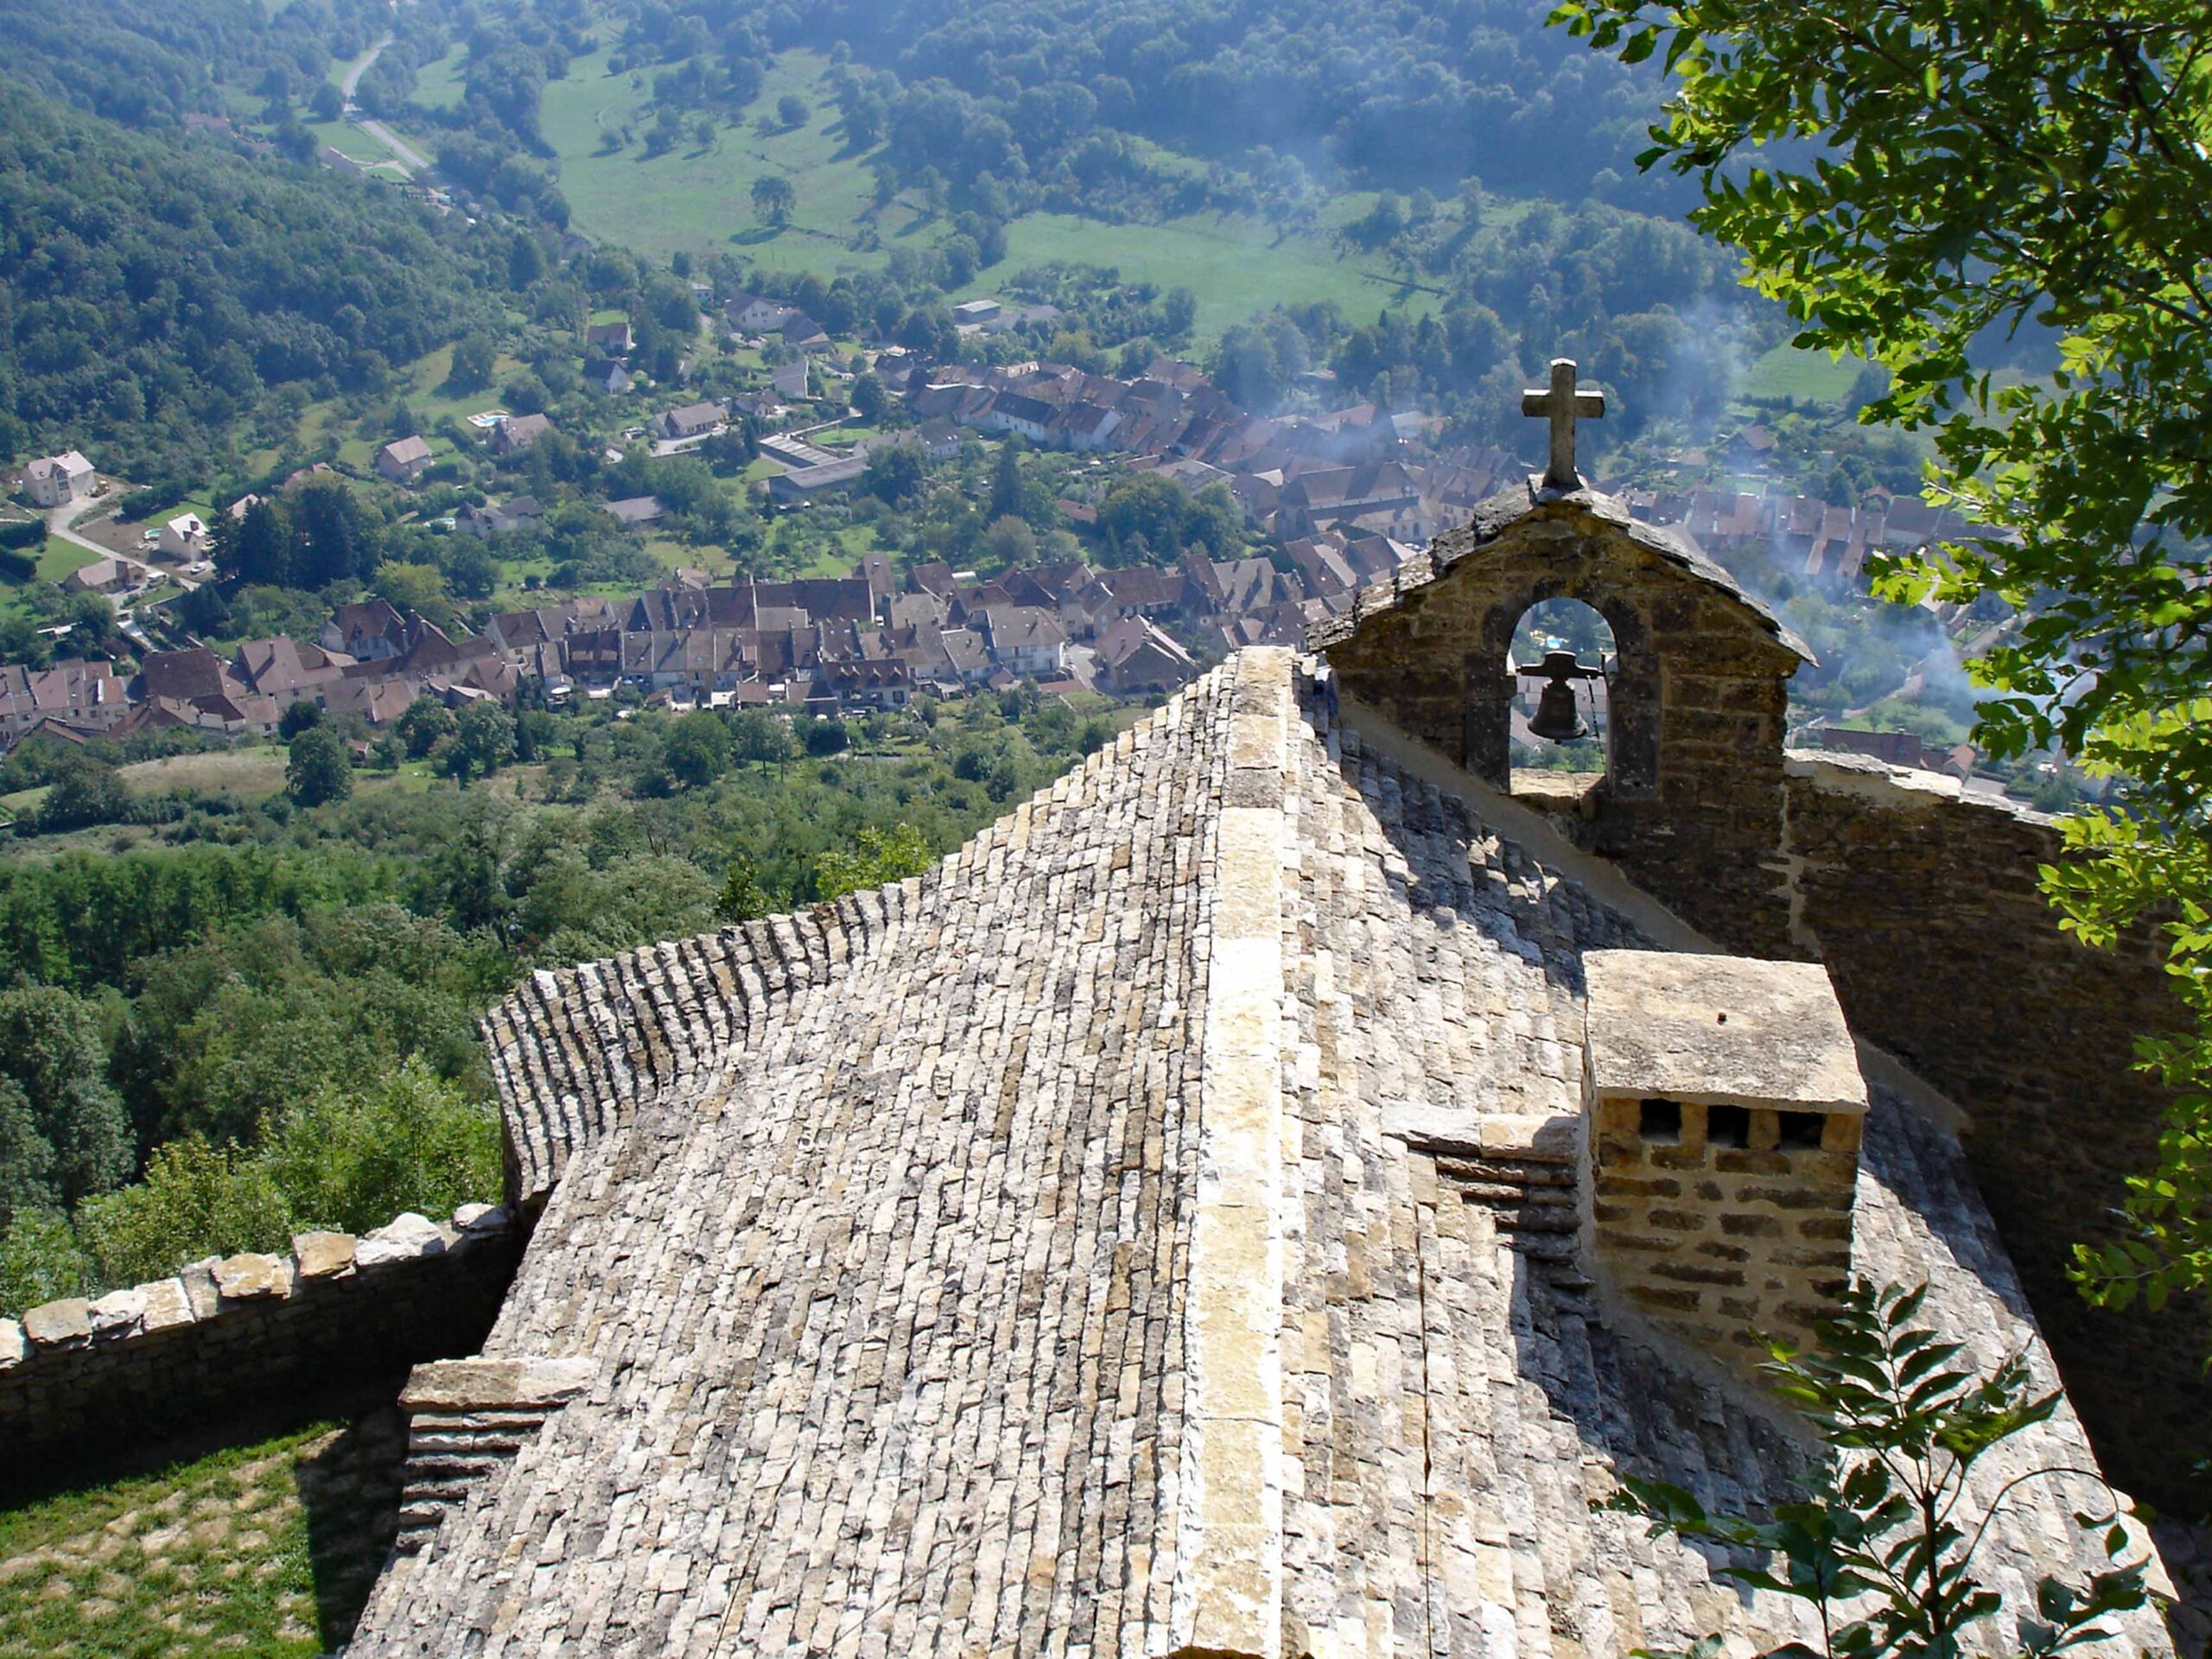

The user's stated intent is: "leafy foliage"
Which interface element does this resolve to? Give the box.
[1608,1282,2152,1659]
[0,91,506,480]
[1554,0,2212,1341]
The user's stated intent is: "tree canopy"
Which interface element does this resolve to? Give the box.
[1556,0,2212,1325]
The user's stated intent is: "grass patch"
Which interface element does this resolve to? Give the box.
[35,538,99,583]
[0,1408,408,1657]
[410,48,467,111]
[1740,344,1869,407]
[540,48,927,276]
[118,749,289,799]
[982,210,1437,338]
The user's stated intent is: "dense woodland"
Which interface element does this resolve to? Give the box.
[0,91,512,484]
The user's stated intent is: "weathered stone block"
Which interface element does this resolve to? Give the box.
[213,1253,295,1302]
[293,1231,359,1281]
[357,1211,448,1270]
[0,1319,23,1370]
[88,1287,148,1339]
[140,1279,194,1333]
[22,1299,91,1348]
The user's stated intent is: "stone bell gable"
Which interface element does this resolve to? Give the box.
[1312,482,1814,954]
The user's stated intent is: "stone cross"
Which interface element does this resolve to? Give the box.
[1522,358,1605,493]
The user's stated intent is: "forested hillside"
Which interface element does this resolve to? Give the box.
[0,92,510,482]
[615,0,1678,208]
[0,0,390,129]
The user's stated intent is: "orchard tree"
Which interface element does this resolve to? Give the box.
[286,725,353,808]
[751,173,796,228]
[1555,0,2212,1335]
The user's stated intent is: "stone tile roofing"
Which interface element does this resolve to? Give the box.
[356,649,2171,1658]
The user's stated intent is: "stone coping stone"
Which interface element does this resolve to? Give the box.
[88,1287,149,1338]
[356,1212,449,1270]
[1380,1104,1580,1162]
[454,1203,508,1234]
[293,1231,359,1281]
[1584,950,1867,1114]
[22,1298,91,1348]
[0,1319,24,1370]
[213,1252,296,1302]
[401,1356,597,1413]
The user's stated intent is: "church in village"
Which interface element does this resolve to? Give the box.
[344,368,2195,1657]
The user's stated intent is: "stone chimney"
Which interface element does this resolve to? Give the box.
[1582,950,1866,1374]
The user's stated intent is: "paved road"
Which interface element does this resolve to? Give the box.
[46,496,203,596]
[339,34,435,174]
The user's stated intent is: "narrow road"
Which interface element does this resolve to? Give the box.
[338,33,435,175]
[46,497,202,595]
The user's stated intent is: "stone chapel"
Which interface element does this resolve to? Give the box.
[341,408,2196,1657]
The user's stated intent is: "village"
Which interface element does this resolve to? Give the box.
[3,287,1984,783]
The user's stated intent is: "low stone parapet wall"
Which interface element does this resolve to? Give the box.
[0,1206,522,1471]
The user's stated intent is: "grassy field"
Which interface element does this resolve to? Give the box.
[0,1410,407,1657]
[540,48,904,277]
[118,749,290,799]
[410,48,467,111]
[537,48,1423,340]
[981,210,1438,337]
[1740,344,1870,407]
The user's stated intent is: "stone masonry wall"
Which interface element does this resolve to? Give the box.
[1317,489,1808,957]
[1785,753,2209,1512]
[1589,1096,1860,1372]
[0,1206,520,1473]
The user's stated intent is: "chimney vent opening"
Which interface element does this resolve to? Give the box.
[1707,1104,1751,1148]
[1638,1098,1682,1143]
[1777,1110,1826,1151]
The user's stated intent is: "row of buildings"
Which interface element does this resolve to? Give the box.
[0,524,1427,748]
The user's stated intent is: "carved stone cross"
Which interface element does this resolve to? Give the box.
[1522,358,1605,493]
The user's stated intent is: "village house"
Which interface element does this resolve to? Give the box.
[980,606,1068,677]
[584,320,635,356]
[62,557,134,595]
[455,496,543,537]
[602,495,664,528]
[724,294,796,334]
[157,512,210,560]
[322,599,410,662]
[23,450,95,508]
[374,435,434,486]
[0,659,130,739]
[651,400,728,442]
[490,413,554,454]
[1090,613,1197,696]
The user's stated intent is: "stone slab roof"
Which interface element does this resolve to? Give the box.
[355,649,2170,1658]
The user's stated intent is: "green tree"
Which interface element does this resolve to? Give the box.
[850,371,888,423]
[663,709,733,790]
[448,331,499,392]
[1611,1281,2149,1659]
[34,754,130,831]
[0,1207,87,1320]
[448,702,518,782]
[777,93,809,129]
[397,696,456,759]
[1555,0,2212,1327]
[277,699,323,740]
[729,709,795,773]
[751,172,797,227]
[862,442,925,505]
[286,725,354,808]
[260,1060,499,1236]
[0,987,131,1221]
[815,823,930,902]
[74,1137,292,1290]
[715,855,773,923]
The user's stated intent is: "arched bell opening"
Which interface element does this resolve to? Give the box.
[1507,599,1616,803]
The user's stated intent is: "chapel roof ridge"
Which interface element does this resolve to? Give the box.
[1308,479,1816,664]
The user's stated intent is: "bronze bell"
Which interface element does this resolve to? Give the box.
[1523,649,1602,744]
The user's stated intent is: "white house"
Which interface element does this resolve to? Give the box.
[24,451,95,508]
[726,295,798,334]
[770,359,810,401]
[158,512,209,559]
